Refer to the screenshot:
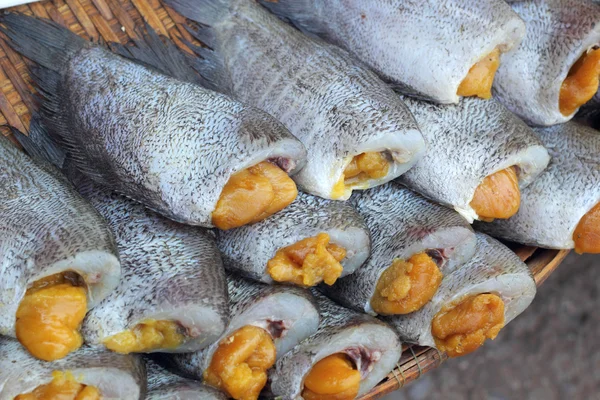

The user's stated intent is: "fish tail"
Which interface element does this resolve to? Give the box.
[258,0,323,35]
[11,117,66,169]
[163,0,230,30]
[0,13,86,72]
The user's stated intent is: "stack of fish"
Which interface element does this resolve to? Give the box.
[0,0,599,398]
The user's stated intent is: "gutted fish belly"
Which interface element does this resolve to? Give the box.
[398,96,550,223]
[0,14,306,228]
[384,233,536,356]
[147,358,227,400]
[477,122,600,253]
[270,291,402,400]
[157,274,319,400]
[0,337,146,400]
[320,183,476,317]
[0,133,120,361]
[259,0,525,104]
[494,0,600,126]
[163,0,425,200]
[77,179,229,354]
[216,192,370,286]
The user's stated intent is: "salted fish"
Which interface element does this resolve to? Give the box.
[0,13,306,227]
[163,0,425,200]
[494,0,600,126]
[269,291,402,399]
[0,337,146,400]
[398,96,550,223]
[320,183,477,315]
[157,274,319,380]
[384,233,536,348]
[260,0,525,104]
[0,133,120,338]
[477,122,600,250]
[215,191,370,284]
[146,358,227,400]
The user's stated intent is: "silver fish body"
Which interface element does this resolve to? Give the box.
[477,122,600,249]
[0,14,306,227]
[77,179,229,353]
[164,0,425,200]
[494,0,600,126]
[320,183,476,315]
[216,191,370,284]
[260,0,525,104]
[0,337,146,400]
[146,359,227,400]
[398,96,550,222]
[0,134,120,337]
[157,274,319,380]
[384,233,536,348]
[269,291,402,399]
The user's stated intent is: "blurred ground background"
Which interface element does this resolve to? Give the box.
[383,253,600,400]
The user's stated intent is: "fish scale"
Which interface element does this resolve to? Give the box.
[0,13,306,228]
[477,122,600,249]
[319,183,477,316]
[0,133,120,338]
[0,337,146,400]
[164,0,425,200]
[259,0,525,104]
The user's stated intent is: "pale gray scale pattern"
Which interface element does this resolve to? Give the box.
[269,291,402,400]
[320,183,477,316]
[397,96,550,222]
[0,337,146,400]
[75,179,229,353]
[259,0,525,104]
[383,233,536,349]
[156,274,320,383]
[165,0,426,200]
[215,191,371,284]
[146,358,227,400]
[0,135,120,337]
[494,0,600,126]
[0,14,306,227]
[477,122,600,249]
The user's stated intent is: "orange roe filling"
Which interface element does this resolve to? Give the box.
[332,152,390,199]
[432,294,505,358]
[457,48,501,99]
[302,354,361,400]
[212,161,297,230]
[559,48,600,116]
[16,272,87,361]
[204,326,276,400]
[15,371,101,400]
[573,202,600,254]
[470,167,520,221]
[371,253,443,315]
[267,233,346,287]
[102,319,185,354]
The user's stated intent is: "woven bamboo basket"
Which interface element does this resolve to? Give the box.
[0,0,571,398]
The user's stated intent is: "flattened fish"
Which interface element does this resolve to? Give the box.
[0,132,120,361]
[0,13,306,229]
[157,274,319,400]
[16,118,230,354]
[163,0,425,200]
[384,233,536,358]
[146,358,227,400]
[216,192,370,287]
[0,337,145,400]
[260,0,525,104]
[269,291,402,400]
[477,122,600,254]
[398,96,550,223]
[494,0,600,126]
[320,183,476,317]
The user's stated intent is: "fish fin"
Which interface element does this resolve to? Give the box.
[108,23,207,86]
[163,0,229,29]
[258,0,325,36]
[10,117,66,169]
[0,13,87,72]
